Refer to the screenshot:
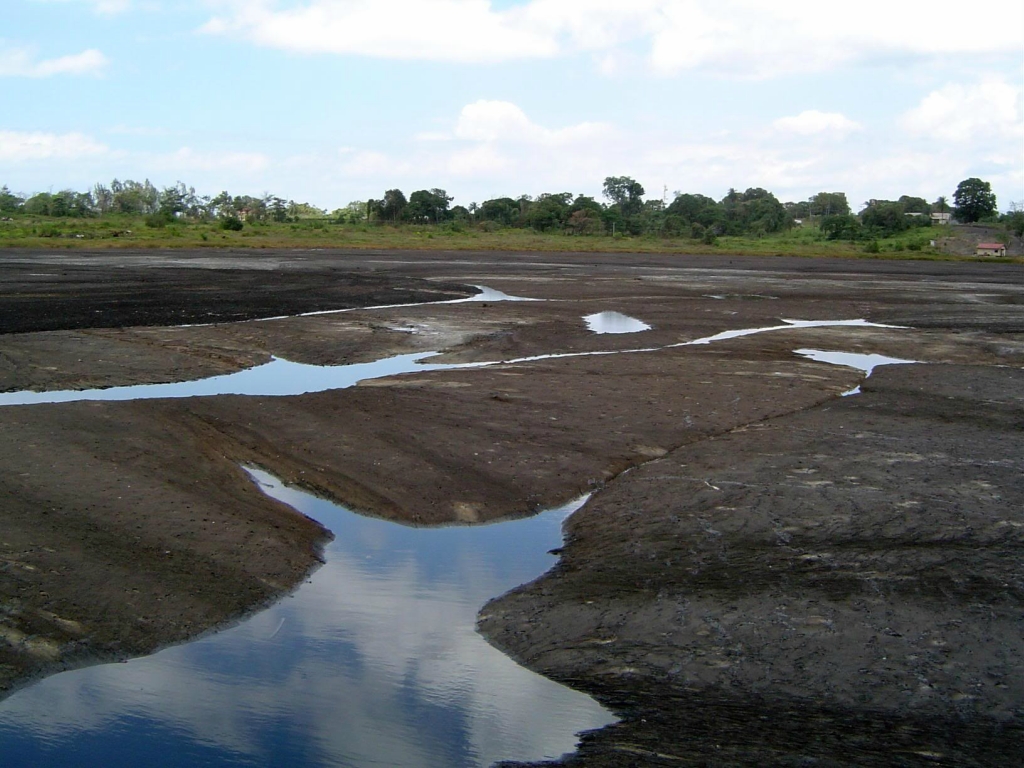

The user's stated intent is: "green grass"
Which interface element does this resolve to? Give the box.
[0,215,1018,262]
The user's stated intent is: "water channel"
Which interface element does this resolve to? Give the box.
[0,318,903,408]
[0,287,915,765]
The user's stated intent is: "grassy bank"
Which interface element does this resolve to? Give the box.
[0,214,1017,262]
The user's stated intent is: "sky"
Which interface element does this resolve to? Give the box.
[1,0,1022,212]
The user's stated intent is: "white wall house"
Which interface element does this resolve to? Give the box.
[976,242,1006,257]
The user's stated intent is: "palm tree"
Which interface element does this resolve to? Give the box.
[933,196,949,213]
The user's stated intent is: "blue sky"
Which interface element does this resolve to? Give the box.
[2,0,1022,211]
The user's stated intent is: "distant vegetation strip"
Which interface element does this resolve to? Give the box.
[1,176,1020,259]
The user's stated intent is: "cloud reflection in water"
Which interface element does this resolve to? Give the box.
[0,470,614,767]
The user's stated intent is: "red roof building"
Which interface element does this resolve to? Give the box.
[976,243,1007,256]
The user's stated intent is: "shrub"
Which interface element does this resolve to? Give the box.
[220,216,244,231]
[864,240,880,253]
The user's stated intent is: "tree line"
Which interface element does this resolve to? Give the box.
[0,180,323,230]
[2,176,1017,240]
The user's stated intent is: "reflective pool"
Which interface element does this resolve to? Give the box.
[0,470,614,767]
[794,348,919,396]
[582,312,651,334]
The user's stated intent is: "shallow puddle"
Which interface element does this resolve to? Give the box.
[0,352,460,406]
[794,348,918,396]
[583,312,651,334]
[175,285,541,327]
[261,285,541,323]
[678,318,901,347]
[0,469,614,768]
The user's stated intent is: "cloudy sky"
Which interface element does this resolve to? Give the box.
[2,0,1022,211]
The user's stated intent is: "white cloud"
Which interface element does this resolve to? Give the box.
[340,150,414,178]
[0,47,108,78]
[198,0,1024,76]
[641,140,821,194]
[649,0,1024,77]
[454,100,612,146]
[900,77,1023,142]
[199,0,557,63]
[311,94,1019,210]
[31,0,133,15]
[0,130,109,162]
[446,143,511,177]
[773,110,863,137]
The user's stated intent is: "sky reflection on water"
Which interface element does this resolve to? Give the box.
[0,471,614,767]
[0,317,905,408]
[582,312,652,334]
[794,348,918,396]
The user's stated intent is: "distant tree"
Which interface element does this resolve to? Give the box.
[638,199,666,235]
[565,209,604,235]
[602,177,645,232]
[366,199,384,221]
[569,194,603,216]
[953,178,997,223]
[602,176,645,217]
[160,183,189,218]
[859,200,909,236]
[720,188,790,236]
[1004,201,1024,238]
[0,185,24,213]
[898,195,930,215]
[334,201,366,224]
[380,189,407,223]
[266,196,288,222]
[932,196,950,213]
[111,179,159,215]
[477,197,520,227]
[287,201,325,219]
[666,193,721,228]
[786,200,811,219]
[820,213,862,241]
[23,192,54,216]
[810,192,851,218]
[231,194,267,222]
[56,189,94,217]
[523,192,572,231]
[209,191,235,218]
[406,188,453,224]
[92,183,113,214]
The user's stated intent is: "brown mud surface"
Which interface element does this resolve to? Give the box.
[0,248,1022,764]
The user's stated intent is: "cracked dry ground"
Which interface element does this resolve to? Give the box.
[0,249,1022,766]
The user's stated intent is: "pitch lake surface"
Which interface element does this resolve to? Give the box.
[0,285,915,765]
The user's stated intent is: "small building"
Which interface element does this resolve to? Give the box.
[976,242,1006,257]
[931,212,952,225]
